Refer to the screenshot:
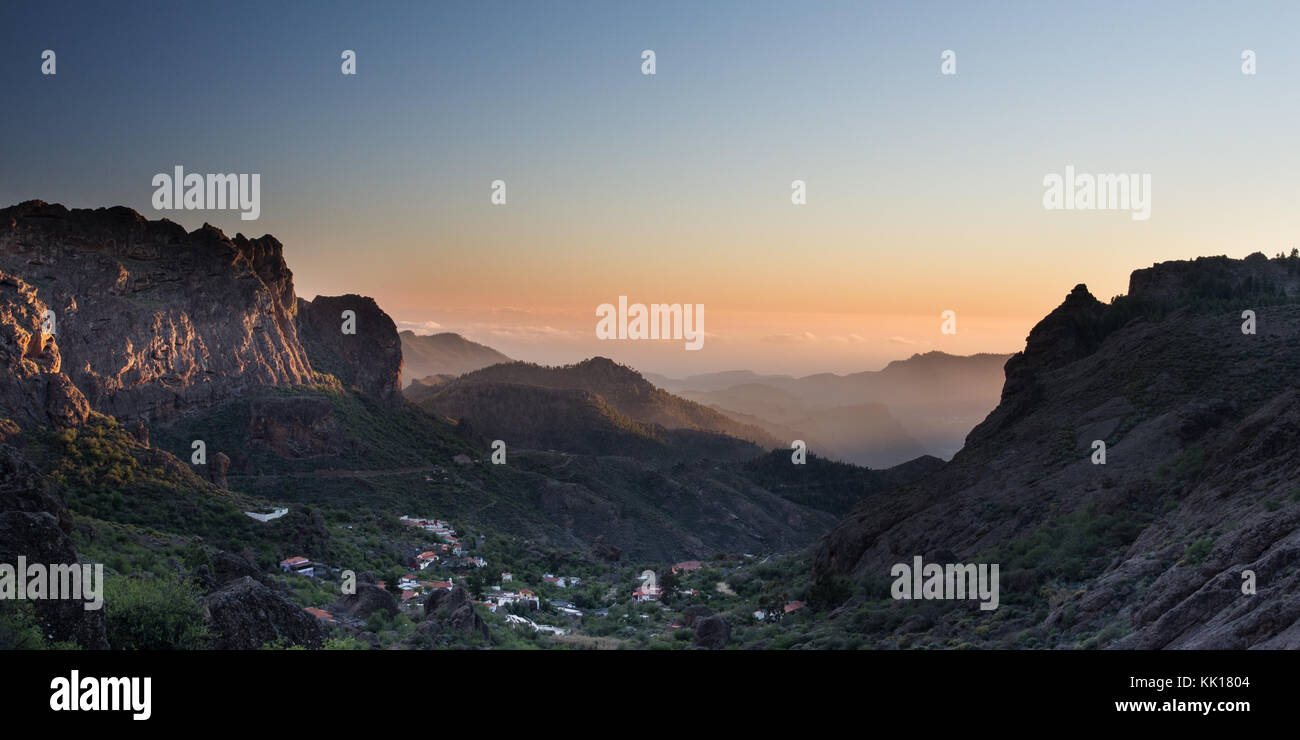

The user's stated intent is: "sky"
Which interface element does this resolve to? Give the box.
[3,1,1298,376]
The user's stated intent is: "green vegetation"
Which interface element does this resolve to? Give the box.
[0,600,78,650]
[1180,538,1214,567]
[103,575,211,650]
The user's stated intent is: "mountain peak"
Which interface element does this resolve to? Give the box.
[399,331,511,383]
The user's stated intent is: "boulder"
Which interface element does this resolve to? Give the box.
[681,604,713,628]
[337,578,398,620]
[201,576,324,650]
[693,615,731,649]
[423,586,489,641]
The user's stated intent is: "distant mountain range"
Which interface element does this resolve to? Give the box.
[399,331,512,386]
[647,351,1011,467]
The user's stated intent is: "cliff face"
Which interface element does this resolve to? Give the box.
[0,202,412,424]
[812,253,1300,649]
[0,269,90,429]
[294,294,403,403]
[0,201,313,423]
[0,202,413,649]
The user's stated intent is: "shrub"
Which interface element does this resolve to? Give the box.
[1180,538,1214,567]
[104,575,211,650]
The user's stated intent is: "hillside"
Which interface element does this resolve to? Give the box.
[420,358,784,454]
[399,331,511,384]
[1,202,941,652]
[806,253,1300,649]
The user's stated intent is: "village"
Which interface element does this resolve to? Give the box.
[274,510,811,648]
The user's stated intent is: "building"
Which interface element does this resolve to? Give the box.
[501,572,513,582]
[280,557,315,577]
[304,607,335,623]
[490,590,539,611]
[632,584,661,602]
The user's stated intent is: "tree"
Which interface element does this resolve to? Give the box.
[465,570,486,599]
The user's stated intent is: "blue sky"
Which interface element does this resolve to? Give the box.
[3,1,1297,374]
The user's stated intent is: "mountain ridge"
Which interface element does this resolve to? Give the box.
[399,330,511,385]
[809,252,1300,649]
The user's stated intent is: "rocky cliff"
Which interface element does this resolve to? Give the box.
[0,201,315,424]
[295,294,403,403]
[812,253,1300,649]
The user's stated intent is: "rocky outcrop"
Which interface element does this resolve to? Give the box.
[201,576,324,649]
[423,585,489,641]
[247,396,356,458]
[295,295,403,403]
[0,270,90,428]
[588,535,622,563]
[208,551,273,589]
[1127,252,1300,304]
[681,604,712,627]
[970,284,1108,446]
[0,444,108,649]
[693,615,731,649]
[0,201,314,424]
[334,572,398,620]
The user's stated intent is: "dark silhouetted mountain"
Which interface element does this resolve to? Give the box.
[419,357,784,457]
[297,295,404,404]
[811,253,1300,649]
